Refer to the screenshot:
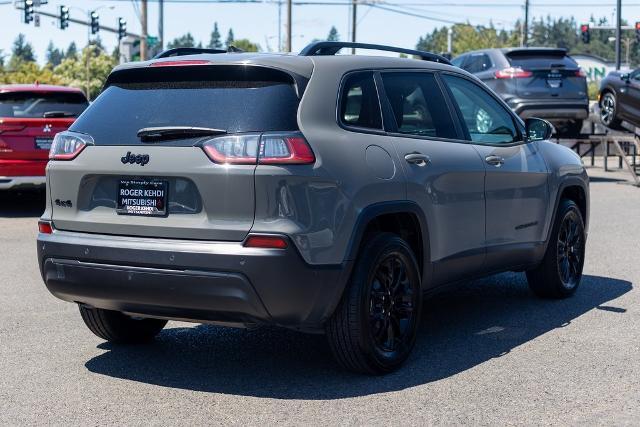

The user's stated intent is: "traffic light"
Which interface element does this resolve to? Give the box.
[90,11,99,34]
[59,5,69,30]
[580,24,590,44]
[635,22,640,43]
[118,18,127,40]
[23,0,34,24]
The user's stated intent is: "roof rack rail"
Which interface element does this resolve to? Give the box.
[153,46,244,59]
[299,41,451,65]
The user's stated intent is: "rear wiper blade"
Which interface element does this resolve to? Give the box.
[43,111,76,118]
[549,63,567,68]
[137,126,227,142]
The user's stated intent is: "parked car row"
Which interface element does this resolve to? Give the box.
[1,46,635,196]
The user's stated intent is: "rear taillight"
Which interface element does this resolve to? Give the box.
[495,67,533,79]
[0,123,26,134]
[38,221,53,234]
[49,131,93,160]
[244,234,288,249]
[201,132,315,165]
[575,68,587,78]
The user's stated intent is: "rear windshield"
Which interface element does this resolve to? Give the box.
[506,52,577,69]
[71,66,301,145]
[0,91,88,118]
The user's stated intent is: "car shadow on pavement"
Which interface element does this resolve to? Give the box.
[0,190,45,218]
[85,273,631,400]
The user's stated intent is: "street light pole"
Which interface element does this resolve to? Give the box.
[140,0,148,60]
[286,0,292,52]
[523,0,529,47]
[86,10,91,101]
[616,0,622,70]
[159,0,164,51]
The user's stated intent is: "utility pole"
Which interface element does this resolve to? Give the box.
[286,0,292,52]
[278,0,282,51]
[447,27,453,54]
[159,0,164,51]
[523,0,529,47]
[616,0,622,70]
[140,0,148,60]
[351,0,357,54]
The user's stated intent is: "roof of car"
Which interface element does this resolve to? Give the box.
[0,84,86,94]
[111,51,459,80]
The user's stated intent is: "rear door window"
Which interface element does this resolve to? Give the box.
[381,72,457,139]
[339,72,383,130]
[71,66,301,145]
[0,91,88,118]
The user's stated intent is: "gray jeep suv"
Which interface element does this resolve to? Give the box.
[38,42,589,374]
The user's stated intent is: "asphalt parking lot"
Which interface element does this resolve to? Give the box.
[1,165,638,425]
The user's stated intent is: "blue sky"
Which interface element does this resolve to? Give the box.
[2,1,640,63]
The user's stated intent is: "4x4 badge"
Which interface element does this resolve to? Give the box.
[121,151,150,166]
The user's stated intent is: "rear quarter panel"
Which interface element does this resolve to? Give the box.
[251,59,408,266]
[537,140,590,238]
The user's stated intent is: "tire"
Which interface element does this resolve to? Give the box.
[326,233,422,375]
[79,305,167,344]
[526,199,586,299]
[600,91,623,130]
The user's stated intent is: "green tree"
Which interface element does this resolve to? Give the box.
[208,22,223,49]
[225,29,235,48]
[65,42,78,59]
[0,61,62,85]
[167,33,197,49]
[54,46,117,100]
[9,34,36,68]
[232,39,260,52]
[46,41,64,67]
[327,26,340,41]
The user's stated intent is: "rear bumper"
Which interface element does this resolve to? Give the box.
[37,230,351,331]
[507,98,589,120]
[0,175,46,190]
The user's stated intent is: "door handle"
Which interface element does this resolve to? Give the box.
[485,155,504,167]
[405,153,431,166]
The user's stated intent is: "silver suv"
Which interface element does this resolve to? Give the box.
[38,42,589,374]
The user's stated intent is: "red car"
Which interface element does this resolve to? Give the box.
[0,84,88,190]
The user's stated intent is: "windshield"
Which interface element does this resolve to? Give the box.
[0,91,88,118]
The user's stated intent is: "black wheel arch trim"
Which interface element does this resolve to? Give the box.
[343,201,432,289]
[544,178,589,252]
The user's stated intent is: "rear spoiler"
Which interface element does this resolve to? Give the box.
[102,63,309,99]
[504,48,568,57]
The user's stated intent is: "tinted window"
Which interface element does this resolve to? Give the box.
[381,72,457,139]
[463,53,492,73]
[340,72,382,130]
[506,52,577,69]
[443,74,519,145]
[0,91,88,118]
[71,66,300,145]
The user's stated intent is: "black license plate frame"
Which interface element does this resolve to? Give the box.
[116,178,169,217]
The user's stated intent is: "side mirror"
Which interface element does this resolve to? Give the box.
[621,73,631,82]
[525,118,553,141]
